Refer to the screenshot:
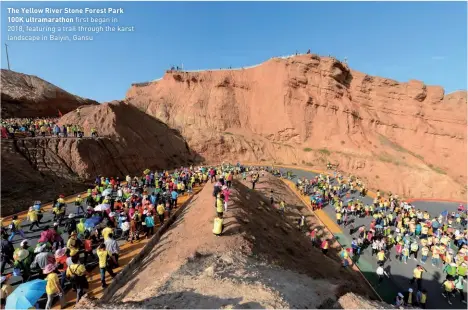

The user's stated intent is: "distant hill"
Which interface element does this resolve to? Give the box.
[1,69,98,118]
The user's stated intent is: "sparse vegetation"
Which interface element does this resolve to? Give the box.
[224,132,234,135]
[428,164,446,175]
[318,148,331,156]
[378,134,405,152]
[375,175,380,179]
[378,153,393,163]
[378,134,424,160]
[303,147,313,152]
[340,140,345,145]
[351,110,361,121]
[305,162,313,166]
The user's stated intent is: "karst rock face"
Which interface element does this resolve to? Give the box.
[126,54,467,200]
[1,69,99,118]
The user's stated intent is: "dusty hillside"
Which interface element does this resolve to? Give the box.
[1,139,89,216]
[57,101,200,178]
[1,102,198,215]
[126,54,467,200]
[1,69,98,118]
[79,175,380,309]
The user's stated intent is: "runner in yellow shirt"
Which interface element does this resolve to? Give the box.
[44,264,65,309]
[27,207,40,231]
[96,244,116,288]
[101,223,113,241]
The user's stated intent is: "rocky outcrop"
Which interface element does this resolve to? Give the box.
[1,69,98,118]
[126,54,467,200]
[1,102,199,215]
[58,101,200,177]
[1,138,88,216]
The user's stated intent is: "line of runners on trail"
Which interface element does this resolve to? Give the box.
[1,113,98,139]
[289,170,467,308]
[0,165,220,309]
[210,163,261,237]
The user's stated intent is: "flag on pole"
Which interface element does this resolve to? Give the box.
[58,109,63,117]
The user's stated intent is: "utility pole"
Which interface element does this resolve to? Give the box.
[5,44,10,70]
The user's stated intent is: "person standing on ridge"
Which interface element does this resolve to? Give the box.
[213,216,224,237]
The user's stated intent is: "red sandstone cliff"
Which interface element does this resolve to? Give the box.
[126,54,467,200]
[1,69,98,118]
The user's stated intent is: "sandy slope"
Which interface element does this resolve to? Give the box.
[80,174,380,309]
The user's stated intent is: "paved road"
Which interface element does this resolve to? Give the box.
[281,167,466,309]
[4,198,126,307]
[4,167,466,309]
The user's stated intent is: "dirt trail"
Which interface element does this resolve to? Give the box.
[81,174,378,309]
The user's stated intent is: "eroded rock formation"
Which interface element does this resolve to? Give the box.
[126,54,467,200]
[1,69,98,118]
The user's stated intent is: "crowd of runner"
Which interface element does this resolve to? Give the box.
[210,163,262,237]
[289,170,467,308]
[1,112,98,139]
[1,162,466,309]
[0,165,212,309]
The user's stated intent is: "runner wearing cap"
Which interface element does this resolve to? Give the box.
[404,288,414,306]
[395,292,404,307]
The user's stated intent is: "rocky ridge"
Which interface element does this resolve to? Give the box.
[126,54,467,200]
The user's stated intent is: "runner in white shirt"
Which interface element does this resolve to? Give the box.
[376,266,389,285]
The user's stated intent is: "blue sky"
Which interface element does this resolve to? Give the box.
[1,1,467,102]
